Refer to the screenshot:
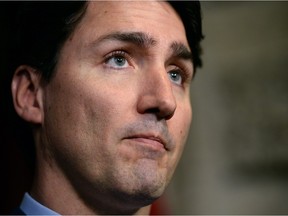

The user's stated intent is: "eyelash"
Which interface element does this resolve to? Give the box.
[104,50,132,67]
[169,65,191,83]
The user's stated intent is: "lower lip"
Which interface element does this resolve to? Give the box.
[126,137,166,152]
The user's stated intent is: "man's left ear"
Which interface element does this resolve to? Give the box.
[11,65,44,124]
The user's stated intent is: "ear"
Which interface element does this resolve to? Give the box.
[11,65,44,124]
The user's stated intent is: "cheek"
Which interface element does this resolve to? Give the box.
[174,101,192,140]
[168,101,192,161]
[44,79,114,151]
[42,81,127,179]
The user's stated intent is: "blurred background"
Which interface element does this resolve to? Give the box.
[1,1,288,215]
[166,1,288,214]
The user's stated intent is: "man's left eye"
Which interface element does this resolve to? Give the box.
[168,70,182,85]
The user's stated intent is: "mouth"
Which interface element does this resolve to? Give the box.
[124,134,168,152]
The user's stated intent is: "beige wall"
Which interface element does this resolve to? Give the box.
[167,2,288,214]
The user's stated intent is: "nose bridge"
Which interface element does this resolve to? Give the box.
[137,65,177,119]
[151,67,175,102]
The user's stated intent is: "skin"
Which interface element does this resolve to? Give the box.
[12,1,193,215]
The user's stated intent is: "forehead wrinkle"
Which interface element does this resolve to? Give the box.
[94,31,157,49]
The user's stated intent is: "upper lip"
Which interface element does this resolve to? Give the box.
[125,133,168,150]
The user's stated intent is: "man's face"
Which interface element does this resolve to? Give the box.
[42,1,192,209]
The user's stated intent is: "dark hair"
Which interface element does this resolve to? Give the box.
[170,1,204,70]
[9,1,88,82]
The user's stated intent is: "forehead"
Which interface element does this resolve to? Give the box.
[72,1,189,48]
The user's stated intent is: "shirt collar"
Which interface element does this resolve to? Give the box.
[20,192,60,215]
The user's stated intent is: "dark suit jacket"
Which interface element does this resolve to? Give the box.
[11,207,25,215]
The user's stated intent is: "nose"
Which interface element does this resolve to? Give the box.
[137,67,177,120]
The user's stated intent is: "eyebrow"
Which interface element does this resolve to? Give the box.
[96,31,157,49]
[92,31,193,64]
[170,42,193,62]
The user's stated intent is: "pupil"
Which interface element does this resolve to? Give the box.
[171,73,178,80]
[115,57,125,66]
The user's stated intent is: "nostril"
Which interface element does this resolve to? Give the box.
[146,107,160,114]
[158,98,177,119]
[145,104,176,120]
[162,104,176,120]
[137,90,177,120]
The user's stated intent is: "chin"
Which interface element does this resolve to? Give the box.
[94,156,172,210]
[112,184,165,209]
[113,168,168,207]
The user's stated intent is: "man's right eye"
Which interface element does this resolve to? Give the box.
[104,51,131,69]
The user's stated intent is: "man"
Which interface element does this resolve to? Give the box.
[10,1,203,214]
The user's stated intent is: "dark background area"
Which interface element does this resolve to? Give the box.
[167,2,288,214]
[0,2,33,214]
